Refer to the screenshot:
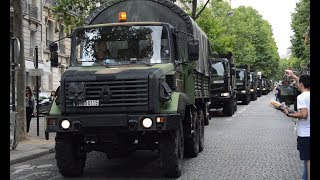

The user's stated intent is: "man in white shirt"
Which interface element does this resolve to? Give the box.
[283,70,310,180]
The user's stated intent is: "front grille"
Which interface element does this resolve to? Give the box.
[65,79,148,113]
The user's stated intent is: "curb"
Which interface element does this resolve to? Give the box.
[10,148,55,166]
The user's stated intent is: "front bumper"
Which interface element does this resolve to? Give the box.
[210,94,231,109]
[46,113,180,133]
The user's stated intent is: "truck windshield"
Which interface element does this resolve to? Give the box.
[211,61,225,77]
[236,70,245,81]
[73,25,170,66]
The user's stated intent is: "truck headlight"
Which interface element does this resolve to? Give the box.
[61,120,70,129]
[263,88,266,90]
[241,90,246,94]
[250,89,254,92]
[221,92,229,97]
[257,88,260,90]
[141,118,153,128]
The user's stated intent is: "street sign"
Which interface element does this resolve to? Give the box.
[29,68,44,76]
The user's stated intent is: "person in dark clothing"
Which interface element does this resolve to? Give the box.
[25,86,36,136]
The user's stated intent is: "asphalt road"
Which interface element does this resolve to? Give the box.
[10,93,304,180]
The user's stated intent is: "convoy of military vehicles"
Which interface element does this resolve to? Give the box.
[44,0,278,178]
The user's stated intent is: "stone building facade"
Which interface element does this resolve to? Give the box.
[10,0,71,93]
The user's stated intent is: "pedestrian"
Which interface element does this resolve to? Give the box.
[275,84,281,102]
[282,70,310,180]
[25,86,36,136]
[50,91,56,101]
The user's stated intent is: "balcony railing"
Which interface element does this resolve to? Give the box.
[21,0,39,20]
[22,0,29,15]
[29,4,38,19]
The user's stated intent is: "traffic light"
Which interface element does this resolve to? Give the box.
[49,42,59,67]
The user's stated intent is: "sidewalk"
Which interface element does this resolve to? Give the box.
[10,116,56,165]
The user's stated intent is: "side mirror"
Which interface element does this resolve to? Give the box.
[230,67,236,75]
[188,39,199,61]
[10,37,20,64]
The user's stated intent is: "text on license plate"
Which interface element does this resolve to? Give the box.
[78,100,99,106]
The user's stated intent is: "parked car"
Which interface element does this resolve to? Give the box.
[35,92,52,116]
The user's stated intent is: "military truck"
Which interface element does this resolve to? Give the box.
[248,70,258,101]
[256,71,262,97]
[261,75,268,95]
[278,65,309,111]
[209,52,237,116]
[235,65,251,105]
[45,0,211,178]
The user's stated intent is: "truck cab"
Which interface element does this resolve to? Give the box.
[209,52,237,116]
[249,70,258,101]
[261,76,268,95]
[235,65,251,105]
[45,0,211,178]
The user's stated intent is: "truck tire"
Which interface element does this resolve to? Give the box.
[251,92,257,101]
[257,91,261,97]
[198,109,204,152]
[223,99,234,116]
[160,121,184,178]
[184,108,199,158]
[55,133,86,177]
[233,98,237,112]
[242,94,250,105]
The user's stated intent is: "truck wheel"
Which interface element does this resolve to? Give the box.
[55,133,86,177]
[184,108,199,158]
[198,109,204,152]
[242,94,250,105]
[254,92,258,100]
[257,91,261,97]
[233,99,237,112]
[160,121,184,178]
[223,100,234,116]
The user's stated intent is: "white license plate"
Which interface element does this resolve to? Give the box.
[78,100,99,106]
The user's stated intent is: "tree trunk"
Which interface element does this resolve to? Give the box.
[11,0,27,141]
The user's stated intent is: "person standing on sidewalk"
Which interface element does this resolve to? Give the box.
[282,70,310,180]
[25,86,36,136]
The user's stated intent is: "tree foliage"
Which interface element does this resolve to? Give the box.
[196,0,280,79]
[290,0,310,67]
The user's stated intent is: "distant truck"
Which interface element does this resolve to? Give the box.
[235,65,251,105]
[256,71,262,97]
[45,0,211,178]
[261,75,268,95]
[248,70,258,101]
[209,52,237,116]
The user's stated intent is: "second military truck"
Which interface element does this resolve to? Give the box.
[45,0,211,178]
[209,52,237,116]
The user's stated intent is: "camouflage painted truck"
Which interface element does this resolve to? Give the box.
[209,52,237,116]
[45,0,211,178]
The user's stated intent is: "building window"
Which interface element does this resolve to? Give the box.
[59,24,65,54]
[30,30,36,57]
[46,21,53,48]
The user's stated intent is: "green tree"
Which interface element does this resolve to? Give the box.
[290,0,310,66]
